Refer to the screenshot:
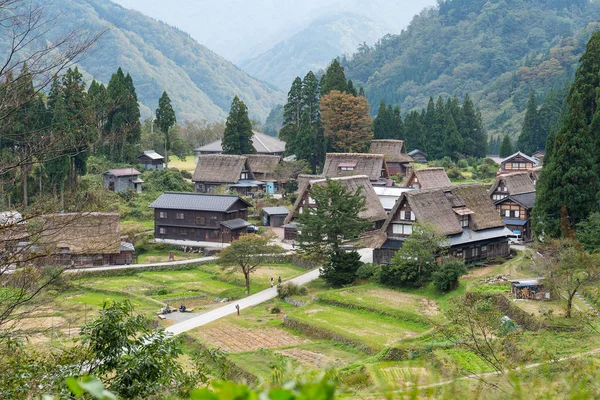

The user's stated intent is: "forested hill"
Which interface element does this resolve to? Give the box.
[240,13,387,90]
[32,0,285,122]
[341,0,600,140]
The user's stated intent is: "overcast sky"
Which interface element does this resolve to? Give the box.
[112,0,436,62]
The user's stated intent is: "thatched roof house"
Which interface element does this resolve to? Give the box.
[245,154,281,180]
[369,140,413,176]
[374,184,511,265]
[322,153,389,183]
[284,175,387,226]
[488,171,536,201]
[192,154,250,193]
[404,168,451,189]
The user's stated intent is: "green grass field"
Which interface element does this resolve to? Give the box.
[168,155,196,172]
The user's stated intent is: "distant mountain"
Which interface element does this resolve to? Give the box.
[240,13,388,90]
[18,0,286,122]
[341,0,600,140]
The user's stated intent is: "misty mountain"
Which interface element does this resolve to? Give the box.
[342,0,600,139]
[239,13,388,90]
[19,0,285,122]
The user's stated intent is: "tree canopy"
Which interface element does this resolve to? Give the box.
[221,96,254,155]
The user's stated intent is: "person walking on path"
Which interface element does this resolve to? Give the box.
[292,240,295,249]
[270,277,274,288]
[278,276,282,284]
[235,304,240,315]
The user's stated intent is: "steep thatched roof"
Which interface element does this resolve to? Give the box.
[192,154,247,183]
[295,174,323,193]
[245,154,281,177]
[285,175,387,224]
[405,168,451,189]
[38,213,121,255]
[369,140,414,163]
[488,171,535,196]
[382,184,504,237]
[322,153,387,181]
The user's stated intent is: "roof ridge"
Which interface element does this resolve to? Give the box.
[252,132,270,153]
[162,191,240,198]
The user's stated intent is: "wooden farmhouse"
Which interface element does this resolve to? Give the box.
[192,154,252,194]
[369,139,414,176]
[193,131,285,162]
[149,192,252,245]
[0,211,29,257]
[408,149,427,163]
[103,168,143,193]
[245,154,282,194]
[404,167,451,189]
[322,153,390,186]
[374,184,512,265]
[498,151,539,175]
[488,172,536,241]
[37,212,134,266]
[284,175,388,238]
[138,150,164,170]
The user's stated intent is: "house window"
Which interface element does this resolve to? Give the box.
[511,162,526,169]
[308,197,316,205]
[459,214,469,228]
[514,210,520,218]
[399,210,415,221]
[159,211,167,219]
[240,171,249,179]
[195,216,206,226]
[159,227,166,234]
[392,223,412,235]
[209,231,218,238]
[209,216,218,227]
[340,166,355,171]
[492,194,507,201]
[176,212,185,220]
[471,247,480,257]
[482,245,487,253]
[504,209,511,217]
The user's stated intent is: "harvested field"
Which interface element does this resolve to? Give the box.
[461,265,496,280]
[276,348,341,369]
[376,364,431,387]
[192,324,309,352]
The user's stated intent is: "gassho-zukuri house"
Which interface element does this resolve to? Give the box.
[373,184,513,265]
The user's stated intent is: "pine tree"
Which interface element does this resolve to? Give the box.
[373,100,392,139]
[404,111,425,151]
[358,87,365,97]
[155,91,176,168]
[442,109,463,159]
[423,97,437,156]
[392,106,404,141]
[222,96,254,155]
[320,59,348,95]
[517,90,541,154]
[123,72,141,162]
[301,71,323,164]
[461,94,487,157]
[294,110,315,162]
[347,79,358,96]
[280,77,303,155]
[499,135,513,157]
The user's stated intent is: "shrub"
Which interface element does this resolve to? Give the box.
[320,250,363,287]
[432,257,468,292]
[270,306,281,314]
[143,169,193,193]
[180,170,192,179]
[355,263,381,280]
[457,159,469,168]
[447,167,464,180]
[277,282,307,299]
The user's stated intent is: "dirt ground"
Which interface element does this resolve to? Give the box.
[461,265,497,280]
[276,348,343,369]
[192,324,310,352]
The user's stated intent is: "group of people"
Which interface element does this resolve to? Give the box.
[161,303,187,314]
[270,276,282,288]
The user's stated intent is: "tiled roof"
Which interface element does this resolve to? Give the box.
[220,218,251,230]
[149,192,251,212]
[139,150,164,160]
[104,168,141,177]
[262,206,290,215]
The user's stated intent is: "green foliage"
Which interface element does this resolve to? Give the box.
[143,169,194,193]
[517,90,543,154]
[264,104,284,137]
[576,212,600,253]
[277,282,307,299]
[155,91,177,166]
[499,134,513,157]
[320,59,348,95]
[432,258,468,292]
[355,263,381,281]
[296,178,370,260]
[381,223,449,288]
[320,250,363,287]
[341,0,600,140]
[222,96,254,155]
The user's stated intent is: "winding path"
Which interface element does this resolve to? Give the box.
[165,268,321,335]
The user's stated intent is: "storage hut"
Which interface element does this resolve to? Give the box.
[261,206,290,227]
[138,150,164,170]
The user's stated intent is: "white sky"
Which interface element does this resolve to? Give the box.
[112,0,436,62]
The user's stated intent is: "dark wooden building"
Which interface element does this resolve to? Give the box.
[149,192,252,244]
[103,168,143,193]
[369,140,414,177]
[138,150,165,170]
[261,206,289,227]
[374,185,512,265]
[408,149,427,163]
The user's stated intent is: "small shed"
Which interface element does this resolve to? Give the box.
[282,223,298,240]
[138,150,164,170]
[510,278,549,300]
[261,206,289,227]
[408,149,427,163]
[103,168,143,193]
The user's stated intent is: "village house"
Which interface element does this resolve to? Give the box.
[0,211,29,258]
[149,192,252,245]
[497,151,539,175]
[138,150,165,170]
[322,153,391,186]
[532,150,545,165]
[261,206,290,227]
[192,154,255,195]
[408,149,427,163]
[488,172,536,241]
[245,154,282,194]
[103,168,143,193]
[284,175,388,239]
[369,139,414,176]
[404,167,452,189]
[36,212,135,266]
[373,184,512,265]
[193,131,285,163]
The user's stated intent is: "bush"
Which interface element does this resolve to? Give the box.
[457,159,469,168]
[355,263,381,280]
[320,250,363,287]
[143,169,193,193]
[277,282,307,299]
[447,167,464,180]
[180,170,192,179]
[270,306,281,314]
[432,257,468,292]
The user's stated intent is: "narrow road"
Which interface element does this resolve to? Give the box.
[65,256,217,274]
[166,268,321,335]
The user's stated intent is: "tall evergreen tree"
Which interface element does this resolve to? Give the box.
[294,110,315,162]
[280,77,303,155]
[461,94,487,157]
[404,110,425,151]
[517,90,541,154]
[222,96,254,155]
[373,100,393,139]
[155,91,176,169]
[347,79,358,96]
[423,97,437,156]
[300,71,324,165]
[320,59,348,95]
[499,134,513,157]
[442,109,463,159]
[392,106,404,141]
